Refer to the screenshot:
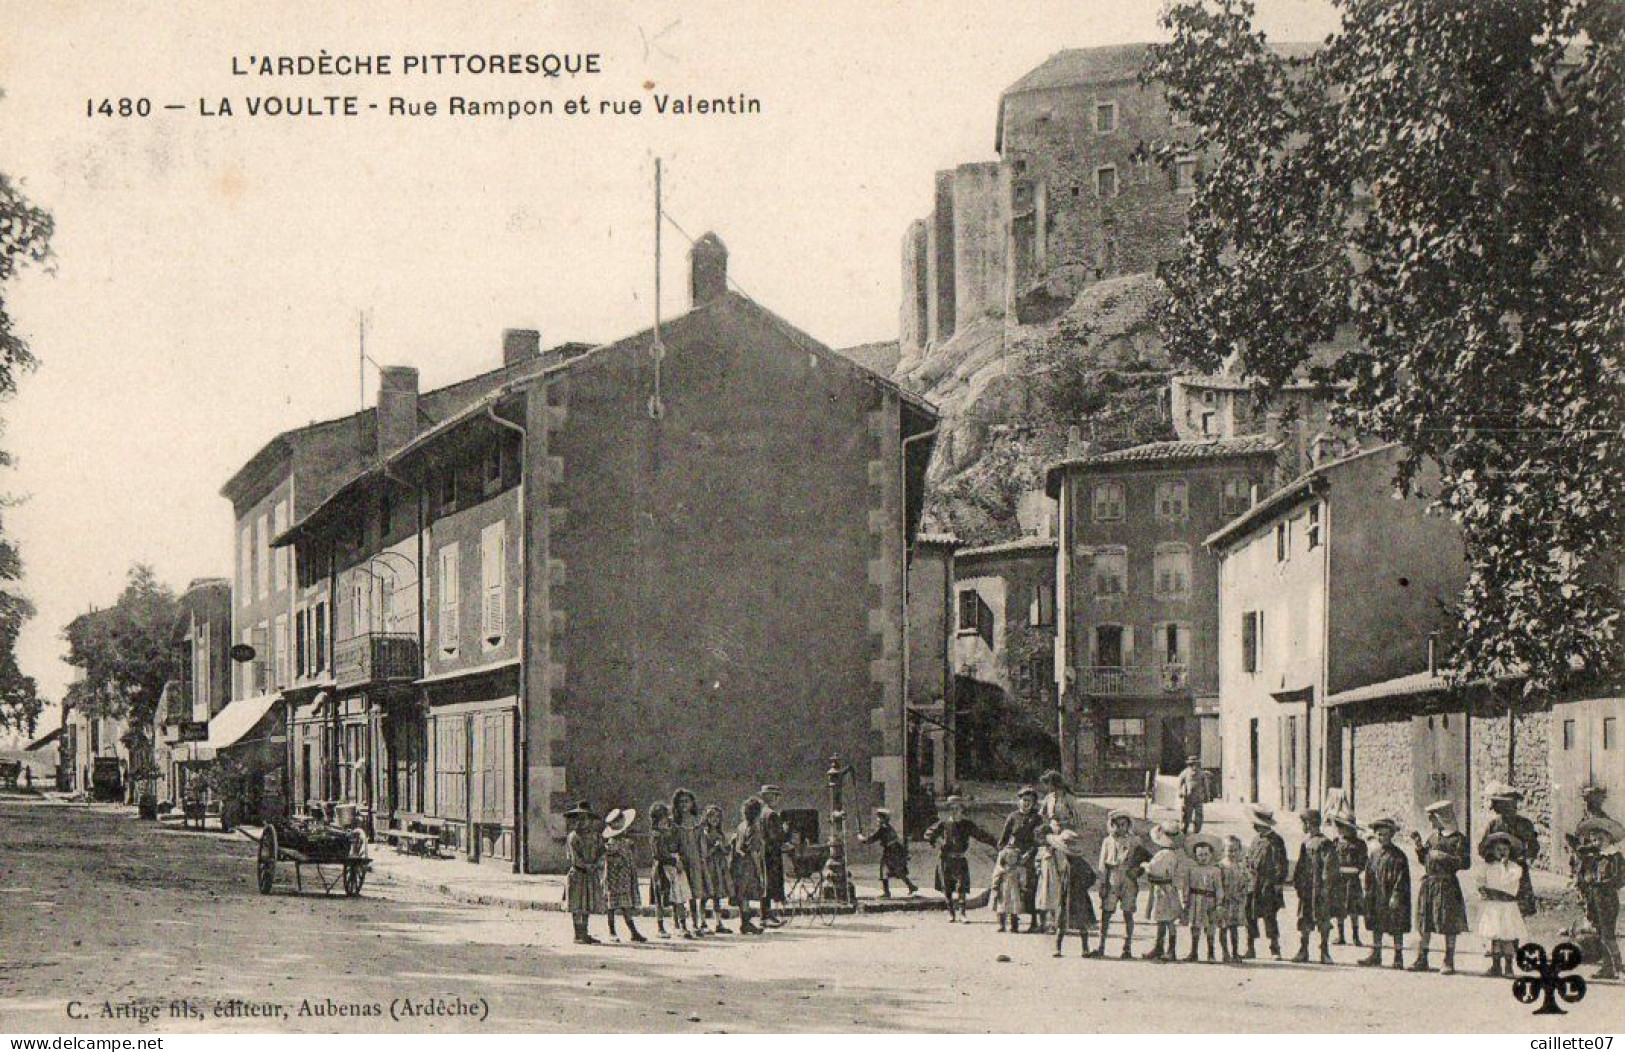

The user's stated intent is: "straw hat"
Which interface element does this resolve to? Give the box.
[1107,808,1132,826]
[1485,781,1523,802]
[1424,799,1457,817]
[562,800,596,819]
[1188,833,1222,856]
[759,784,783,796]
[1150,821,1181,848]
[1577,817,1624,844]
[1248,803,1277,828]
[1369,815,1400,833]
[602,808,638,839]
[1326,806,1359,831]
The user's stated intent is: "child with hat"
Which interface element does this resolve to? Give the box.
[1480,782,1540,920]
[1410,799,1470,973]
[1360,816,1411,970]
[998,786,1044,933]
[648,801,693,939]
[1574,817,1624,980]
[1326,808,1368,947]
[1183,833,1224,962]
[1094,809,1150,958]
[924,795,997,923]
[859,807,918,899]
[1476,830,1529,977]
[565,801,607,946]
[1244,804,1290,960]
[601,807,647,944]
[1219,835,1251,963]
[1045,825,1098,957]
[1292,808,1335,964]
[1145,820,1187,961]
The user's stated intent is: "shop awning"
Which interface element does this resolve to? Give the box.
[196,693,281,757]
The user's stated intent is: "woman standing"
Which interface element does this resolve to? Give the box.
[730,796,768,935]
[672,789,711,935]
[1036,769,1085,932]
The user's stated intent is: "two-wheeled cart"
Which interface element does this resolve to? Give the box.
[254,819,370,897]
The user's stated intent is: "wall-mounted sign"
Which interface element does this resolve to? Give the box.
[229,643,256,663]
[177,721,209,743]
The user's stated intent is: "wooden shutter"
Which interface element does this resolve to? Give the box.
[438,543,460,654]
[1123,625,1136,668]
[976,594,995,648]
[481,522,506,645]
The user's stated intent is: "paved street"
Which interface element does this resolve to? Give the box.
[1,798,1619,1034]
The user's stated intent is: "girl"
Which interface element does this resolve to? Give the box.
[1219,835,1251,963]
[564,802,606,946]
[1184,835,1223,962]
[672,789,710,936]
[1477,830,1529,977]
[699,804,733,934]
[601,807,646,943]
[992,842,1027,933]
[1360,816,1411,970]
[1326,810,1368,947]
[1411,799,1470,974]
[730,796,768,935]
[1145,820,1187,961]
[1036,769,1084,933]
[648,801,692,938]
[1046,826,1097,958]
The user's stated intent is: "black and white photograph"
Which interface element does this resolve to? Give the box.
[0,0,1620,1039]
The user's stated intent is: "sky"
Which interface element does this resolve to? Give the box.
[0,0,1341,730]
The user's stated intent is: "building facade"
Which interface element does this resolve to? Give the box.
[905,534,960,804]
[277,235,939,872]
[1047,436,1278,793]
[153,578,233,805]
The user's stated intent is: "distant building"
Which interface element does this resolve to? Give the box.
[152,578,233,807]
[275,234,939,872]
[1046,436,1278,793]
[950,536,1060,783]
[906,534,961,803]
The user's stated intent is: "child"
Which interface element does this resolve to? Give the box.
[1244,804,1289,960]
[1575,818,1624,980]
[998,787,1043,933]
[671,789,710,936]
[1095,809,1149,959]
[1410,799,1470,974]
[1145,820,1186,962]
[1183,834,1223,962]
[992,843,1027,933]
[1046,827,1097,958]
[564,801,606,946]
[859,808,919,899]
[601,807,646,943]
[699,804,733,934]
[924,795,997,923]
[1293,808,1335,964]
[1326,809,1368,947]
[1477,830,1529,977]
[648,801,692,939]
[1219,835,1251,963]
[1360,816,1411,970]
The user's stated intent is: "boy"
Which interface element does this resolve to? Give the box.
[1327,809,1368,946]
[924,795,997,922]
[1244,804,1289,959]
[859,808,918,898]
[1410,799,1470,974]
[1575,817,1624,980]
[1094,809,1149,958]
[1292,808,1335,964]
[1360,816,1411,970]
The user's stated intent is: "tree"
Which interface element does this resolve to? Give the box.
[0,171,53,736]
[1145,0,1624,695]
[62,566,179,779]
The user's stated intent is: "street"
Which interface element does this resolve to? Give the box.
[1,798,1618,1034]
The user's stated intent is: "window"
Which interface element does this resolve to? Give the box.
[1091,548,1127,596]
[1092,482,1125,522]
[1094,624,1127,668]
[480,521,507,648]
[1030,582,1055,629]
[252,623,270,695]
[195,623,211,716]
[1242,610,1263,673]
[1606,717,1618,750]
[1155,622,1190,668]
[1104,717,1146,769]
[437,469,457,515]
[957,588,994,646]
[1307,503,1322,549]
[1175,156,1198,193]
[437,543,460,656]
[1222,478,1251,517]
[273,615,289,688]
[255,514,269,599]
[1096,164,1118,199]
[351,579,366,637]
[295,607,308,677]
[273,501,289,592]
[314,602,328,672]
[380,491,394,537]
[1200,412,1216,437]
[1154,544,1191,599]
[239,526,253,607]
[1155,480,1189,522]
[482,443,503,496]
[1275,520,1291,562]
[1094,100,1117,134]
[1562,720,1576,750]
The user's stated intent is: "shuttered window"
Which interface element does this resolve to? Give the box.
[481,521,507,648]
[438,543,460,656]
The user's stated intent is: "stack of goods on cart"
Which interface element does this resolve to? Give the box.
[270,815,356,860]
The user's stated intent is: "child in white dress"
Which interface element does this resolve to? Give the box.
[1477,830,1529,977]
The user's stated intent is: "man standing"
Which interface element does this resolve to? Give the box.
[1178,754,1210,834]
[1244,804,1290,959]
[758,784,788,927]
[1480,782,1540,920]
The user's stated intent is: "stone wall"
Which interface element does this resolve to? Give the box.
[1469,696,1554,872]
[951,162,1009,330]
[1346,707,1414,829]
[926,170,956,346]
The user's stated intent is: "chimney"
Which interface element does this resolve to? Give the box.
[502,328,541,368]
[377,365,419,455]
[689,232,729,306]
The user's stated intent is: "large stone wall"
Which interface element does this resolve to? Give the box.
[951,162,1010,330]
[1346,708,1414,829]
[1469,697,1554,872]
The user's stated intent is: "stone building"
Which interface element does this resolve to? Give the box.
[152,578,233,807]
[275,235,939,872]
[1046,436,1278,793]
[905,534,960,804]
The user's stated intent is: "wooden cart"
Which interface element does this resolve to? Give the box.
[255,822,370,897]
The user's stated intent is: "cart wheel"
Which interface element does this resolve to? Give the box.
[257,825,278,895]
[343,861,366,898]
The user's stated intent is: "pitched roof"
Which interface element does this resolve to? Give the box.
[1204,442,1398,551]
[1044,435,1278,495]
[957,536,1059,561]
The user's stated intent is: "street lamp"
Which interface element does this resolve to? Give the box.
[823,754,856,904]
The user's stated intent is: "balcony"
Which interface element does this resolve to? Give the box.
[1076,664,1216,697]
[334,633,421,689]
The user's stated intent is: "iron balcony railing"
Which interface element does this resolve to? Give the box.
[334,633,421,689]
[1076,664,1216,697]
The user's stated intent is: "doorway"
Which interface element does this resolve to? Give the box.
[1160,715,1189,775]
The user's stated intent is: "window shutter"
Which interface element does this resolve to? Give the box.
[481,522,506,645]
[976,594,995,648]
[439,544,460,654]
[1122,625,1136,667]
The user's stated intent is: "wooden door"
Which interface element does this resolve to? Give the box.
[1411,709,1468,837]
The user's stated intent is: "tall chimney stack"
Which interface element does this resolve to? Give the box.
[689,232,729,307]
[377,366,420,455]
[502,328,541,369]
